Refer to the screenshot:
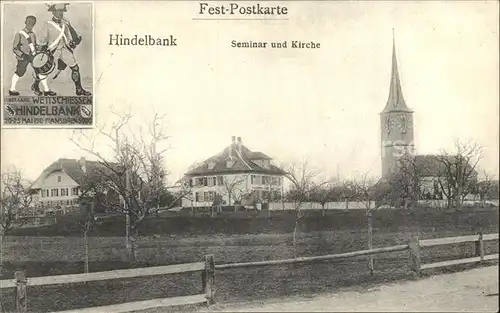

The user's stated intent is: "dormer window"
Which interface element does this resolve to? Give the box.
[208,161,216,170]
[254,159,270,169]
[226,159,235,168]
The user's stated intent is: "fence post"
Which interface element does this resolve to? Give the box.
[409,236,421,275]
[14,271,27,313]
[202,254,215,305]
[475,232,484,264]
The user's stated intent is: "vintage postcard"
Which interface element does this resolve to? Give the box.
[0,1,498,313]
[1,1,94,128]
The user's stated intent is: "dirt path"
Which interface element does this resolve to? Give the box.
[204,265,498,312]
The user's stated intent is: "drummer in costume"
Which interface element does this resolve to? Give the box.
[35,3,91,96]
[9,15,43,96]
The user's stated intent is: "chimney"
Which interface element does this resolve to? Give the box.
[237,137,242,154]
[229,136,235,159]
[79,157,87,173]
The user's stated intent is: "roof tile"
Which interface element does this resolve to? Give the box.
[185,143,285,176]
[31,158,120,189]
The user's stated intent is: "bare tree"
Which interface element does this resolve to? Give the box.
[390,153,427,209]
[436,140,482,210]
[477,170,496,207]
[308,180,341,216]
[82,212,94,273]
[350,172,388,275]
[232,187,252,209]
[282,161,318,250]
[0,170,34,235]
[261,176,282,218]
[183,172,200,216]
[76,177,112,274]
[0,169,36,278]
[76,198,96,274]
[219,175,249,212]
[341,179,358,210]
[70,109,191,262]
[182,186,196,216]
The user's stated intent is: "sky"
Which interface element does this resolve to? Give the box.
[1,1,499,184]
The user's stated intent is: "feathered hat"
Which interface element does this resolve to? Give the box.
[46,3,69,12]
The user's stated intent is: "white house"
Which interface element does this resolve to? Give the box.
[183,136,287,208]
[30,157,119,212]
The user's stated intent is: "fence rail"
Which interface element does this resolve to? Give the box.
[419,235,479,247]
[483,233,499,241]
[410,232,499,273]
[0,256,214,313]
[53,294,208,313]
[420,256,482,270]
[0,233,497,313]
[216,244,409,270]
[0,262,205,289]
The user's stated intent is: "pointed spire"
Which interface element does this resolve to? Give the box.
[392,28,395,47]
[381,30,412,114]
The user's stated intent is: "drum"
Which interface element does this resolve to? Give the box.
[31,51,55,76]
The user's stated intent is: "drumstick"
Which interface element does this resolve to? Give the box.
[53,69,62,79]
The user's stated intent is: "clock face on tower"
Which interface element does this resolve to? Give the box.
[384,116,393,134]
[399,114,409,134]
[384,114,411,135]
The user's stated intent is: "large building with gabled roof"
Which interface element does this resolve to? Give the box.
[30,157,120,211]
[184,136,287,207]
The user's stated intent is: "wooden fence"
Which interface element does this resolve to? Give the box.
[409,232,499,273]
[0,233,498,313]
[0,256,215,313]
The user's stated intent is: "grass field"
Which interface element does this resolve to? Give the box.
[10,206,500,237]
[0,208,498,312]
[1,224,499,312]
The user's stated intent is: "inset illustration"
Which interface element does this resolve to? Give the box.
[2,2,94,127]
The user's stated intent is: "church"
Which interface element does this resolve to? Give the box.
[379,36,415,178]
[379,35,477,201]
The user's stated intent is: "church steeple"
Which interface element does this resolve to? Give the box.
[380,30,415,178]
[381,30,412,114]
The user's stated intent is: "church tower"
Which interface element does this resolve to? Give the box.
[380,33,415,178]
